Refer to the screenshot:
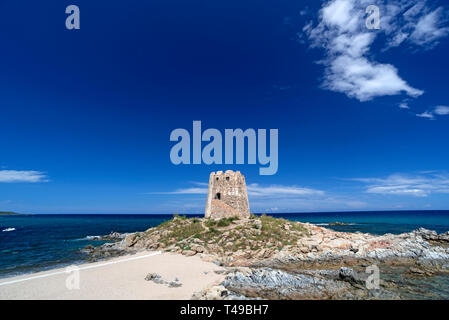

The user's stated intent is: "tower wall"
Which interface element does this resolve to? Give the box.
[205,170,251,219]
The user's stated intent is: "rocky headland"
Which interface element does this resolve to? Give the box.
[84,214,449,300]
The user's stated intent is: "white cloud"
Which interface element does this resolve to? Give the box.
[303,0,426,101]
[0,170,49,183]
[409,7,449,47]
[416,111,435,120]
[434,105,449,115]
[321,0,359,32]
[324,56,423,101]
[416,105,449,119]
[303,0,449,102]
[399,102,410,109]
[352,172,449,197]
[149,183,325,198]
[383,1,449,49]
[246,184,324,197]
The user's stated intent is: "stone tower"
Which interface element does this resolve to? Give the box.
[205,170,251,219]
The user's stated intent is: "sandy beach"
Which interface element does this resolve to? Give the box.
[0,251,225,300]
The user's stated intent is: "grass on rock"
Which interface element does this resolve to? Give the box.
[139,214,309,255]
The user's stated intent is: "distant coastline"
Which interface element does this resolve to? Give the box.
[0,211,22,216]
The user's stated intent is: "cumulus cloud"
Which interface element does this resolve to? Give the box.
[302,0,448,102]
[352,172,449,197]
[0,170,49,183]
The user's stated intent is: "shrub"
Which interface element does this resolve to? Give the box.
[216,217,238,227]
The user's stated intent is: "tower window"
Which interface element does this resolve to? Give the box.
[215,193,221,200]
[226,177,229,181]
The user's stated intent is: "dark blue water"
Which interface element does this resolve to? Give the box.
[1,211,448,278]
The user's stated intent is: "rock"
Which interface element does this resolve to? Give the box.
[125,234,138,247]
[145,273,161,281]
[81,245,95,254]
[407,267,434,277]
[192,285,230,300]
[214,269,226,274]
[253,220,262,230]
[338,267,367,286]
[329,222,350,226]
[81,241,128,261]
[85,232,127,241]
[222,267,353,299]
[145,273,182,287]
[182,250,197,256]
[300,247,310,254]
[415,228,449,244]
[256,248,274,259]
[168,281,182,288]
[350,246,359,253]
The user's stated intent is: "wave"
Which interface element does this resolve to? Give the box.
[71,233,126,241]
[313,223,358,226]
[2,227,16,232]
[70,235,102,241]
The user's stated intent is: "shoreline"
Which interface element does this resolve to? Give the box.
[2,214,449,299]
[0,250,226,300]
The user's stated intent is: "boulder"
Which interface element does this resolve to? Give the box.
[191,244,205,253]
[182,250,197,256]
[125,234,138,247]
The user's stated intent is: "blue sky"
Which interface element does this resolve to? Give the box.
[0,0,449,214]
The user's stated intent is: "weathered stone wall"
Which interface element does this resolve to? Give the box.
[205,170,251,219]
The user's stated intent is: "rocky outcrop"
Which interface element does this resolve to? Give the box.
[205,266,399,300]
[81,241,128,261]
[414,228,449,244]
[82,215,449,299]
[85,232,128,241]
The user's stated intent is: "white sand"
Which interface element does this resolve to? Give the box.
[0,251,225,300]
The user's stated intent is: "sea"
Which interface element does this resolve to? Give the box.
[1,211,449,279]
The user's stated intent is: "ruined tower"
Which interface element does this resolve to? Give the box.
[205,170,251,219]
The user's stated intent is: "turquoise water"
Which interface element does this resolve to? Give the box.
[1,211,448,278]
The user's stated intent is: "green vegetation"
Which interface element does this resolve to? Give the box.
[137,214,309,257]
[256,214,308,246]
[205,217,239,228]
[0,211,21,215]
[155,216,205,244]
[216,217,239,227]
